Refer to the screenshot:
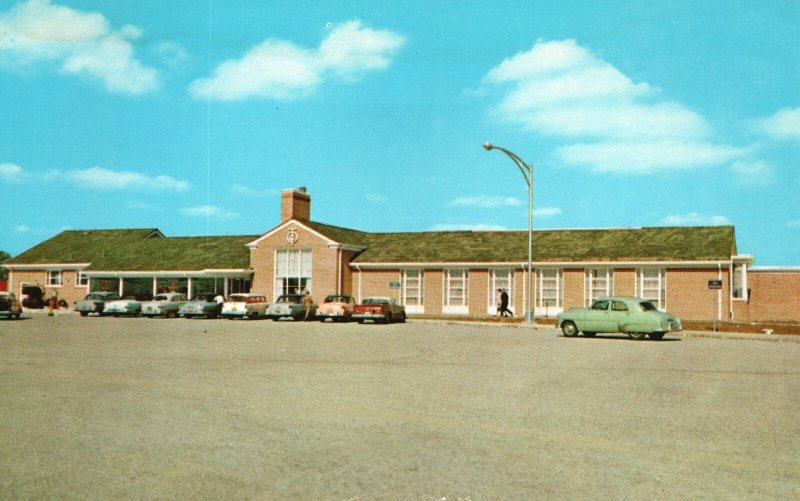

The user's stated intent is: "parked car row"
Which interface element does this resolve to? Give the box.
[71,292,407,323]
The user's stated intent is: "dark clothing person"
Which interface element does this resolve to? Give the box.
[497,289,512,318]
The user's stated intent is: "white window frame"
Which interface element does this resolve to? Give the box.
[47,270,62,287]
[274,248,312,300]
[76,271,89,288]
[487,269,515,315]
[535,268,563,316]
[443,269,468,315]
[636,268,666,309]
[731,263,748,301]
[401,269,424,314]
[585,268,614,307]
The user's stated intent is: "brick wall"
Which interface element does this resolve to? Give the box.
[469,269,489,316]
[666,268,729,320]
[424,269,443,315]
[733,270,800,322]
[356,269,399,303]
[8,270,89,308]
[249,222,340,302]
[563,269,584,309]
[615,269,636,296]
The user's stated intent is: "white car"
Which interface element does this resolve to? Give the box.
[103,297,143,317]
[141,292,188,318]
[221,293,268,320]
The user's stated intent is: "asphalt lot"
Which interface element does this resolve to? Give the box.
[1,315,799,500]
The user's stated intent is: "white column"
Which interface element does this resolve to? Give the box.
[187,277,193,298]
[118,277,124,297]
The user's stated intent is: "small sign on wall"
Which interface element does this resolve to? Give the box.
[708,279,723,290]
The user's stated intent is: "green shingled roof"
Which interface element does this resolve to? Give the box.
[7,224,737,271]
[7,229,258,270]
[307,224,735,263]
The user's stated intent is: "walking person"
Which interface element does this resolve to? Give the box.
[302,290,314,321]
[497,289,513,318]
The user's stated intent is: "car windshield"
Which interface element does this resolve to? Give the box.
[86,293,110,300]
[277,295,302,303]
[152,295,169,301]
[639,301,658,312]
[227,295,247,302]
[324,295,350,303]
[362,298,389,305]
[591,300,609,310]
[192,294,215,302]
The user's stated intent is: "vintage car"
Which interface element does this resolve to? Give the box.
[103,296,150,317]
[556,296,682,340]
[317,294,356,322]
[141,292,188,318]
[179,293,223,319]
[221,293,268,320]
[75,291,121,317]
[0,291,22,320]
[352,296,406,324]
[266,294,316,321]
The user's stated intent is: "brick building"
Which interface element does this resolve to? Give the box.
[3,187,798,322]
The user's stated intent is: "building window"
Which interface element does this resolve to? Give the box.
[227,278,251,295]
[76,271,89,287]
[401,269,424,313]
[443,269,468,314]
[636,268,666,309]
[47,270,62,287]
[275,249,312,299]
[585,269,613,306]
[536,268,563,315]
[488,269,515,315]
[732,264,748,301]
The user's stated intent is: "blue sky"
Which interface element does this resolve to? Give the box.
[1,0,798,265]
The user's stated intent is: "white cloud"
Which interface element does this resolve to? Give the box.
[58,166,189,191]
[180,205,239,220]
[14,224,31,233]
[450,195,523,208]
[557,141,750,174]
[482,39,745,173]
[788,219,800,228]
[365,193,388,203]
[730,160,775,186]
[661,213,730,226]
[189,20,405,101]
[0,0,159,94]
[754,107,800,141]
[533,207,562,217]
[429,223,509,231]
[0,163,25,182]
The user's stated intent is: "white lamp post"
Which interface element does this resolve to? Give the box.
[483,141,534,324]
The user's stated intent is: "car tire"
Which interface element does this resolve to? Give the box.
[561,321,579,337]
[80,311,89,317]
[167,311,177,319]
[628,331,647,341]
[249,312,258,320]
[399,312,406,323]
[583,332,596,337]
[648,332,665,340]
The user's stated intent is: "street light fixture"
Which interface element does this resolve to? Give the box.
[483,141,534,324]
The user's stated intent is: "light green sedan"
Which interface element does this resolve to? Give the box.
[556,296,682,340]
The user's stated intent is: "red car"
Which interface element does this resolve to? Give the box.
[352,296,406,324]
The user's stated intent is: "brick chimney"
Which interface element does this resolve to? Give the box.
[281,187,311,222]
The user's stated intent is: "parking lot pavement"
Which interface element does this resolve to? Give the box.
[1,315,799,499]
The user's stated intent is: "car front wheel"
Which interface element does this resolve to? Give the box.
[561,321,579,337]
[648,332,665,340]
[628,331,647,341]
